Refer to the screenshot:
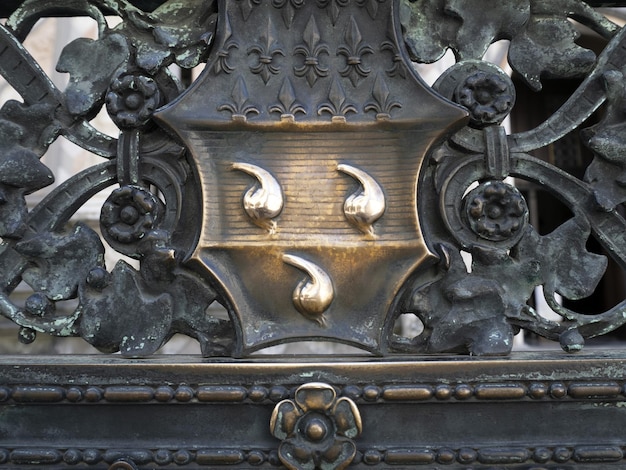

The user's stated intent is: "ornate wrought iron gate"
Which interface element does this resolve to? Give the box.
[1,0,626,468]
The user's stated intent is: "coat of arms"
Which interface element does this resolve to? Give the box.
[156,0,466,354]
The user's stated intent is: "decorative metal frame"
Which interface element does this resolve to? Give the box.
[2,0,626,468]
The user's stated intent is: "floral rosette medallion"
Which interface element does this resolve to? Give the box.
[270,383,362,469]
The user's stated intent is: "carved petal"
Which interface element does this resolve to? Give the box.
[16,223,105,301]
[332,397,362,438]
[295,382,336,412]
[278,439,315,470]
[320,437,357,470]
[270,399,301,439]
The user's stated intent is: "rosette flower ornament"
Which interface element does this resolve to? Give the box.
[270,383,362,470]
[100,185,163,254]
[106,73,161,129]
[454,70,515,128]
[464,181,528,243]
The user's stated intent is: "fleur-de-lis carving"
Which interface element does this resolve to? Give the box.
[318,78,357,122]
[316,0,349,25]
[364,74,401,120]
[236,0,262,21]
[272,0,305,28]
[269,78,306,120]
[337,17,373,87]
[356,0,385,19]
[218,76,260,121]
[380,39,407,79]
[248,18,285,84]
[213,15,238,75]
[294,16,330,87]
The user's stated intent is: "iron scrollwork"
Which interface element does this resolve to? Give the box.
[394,0,626,355]
[0,0,234,357]
[0,0,625,358]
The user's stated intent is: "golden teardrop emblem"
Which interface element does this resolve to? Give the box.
[232,162,284,234]
[283,254,334,326]
[337,164,385,236]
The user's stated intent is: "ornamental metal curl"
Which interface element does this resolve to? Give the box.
[0,0,626,358]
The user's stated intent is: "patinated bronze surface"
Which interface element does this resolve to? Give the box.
[2,0,626,468]
[2,353,626,469]
[2,0,626,357]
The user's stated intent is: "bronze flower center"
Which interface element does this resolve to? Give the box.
[305,417,328,441]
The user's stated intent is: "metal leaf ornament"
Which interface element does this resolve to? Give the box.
[98,0,218,73]
[401,0,459,63]
[583,71,626,210]
[0,114,53,238]
[16,224,105,301]
[56,34,130,118]
[78,261,173,356]
[513,219,607,302]
[508,15,596,91]
[401,244,519,356]
[446,0,530,60]
[399,216,607,356]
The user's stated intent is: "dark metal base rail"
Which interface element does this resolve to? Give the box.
[1,352,625,469]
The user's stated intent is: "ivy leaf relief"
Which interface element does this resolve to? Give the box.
[515,219,607,301]
[402,245,520,355]
[168,272,235,356]
[0,115,53,238]
[57,33,130,117]
[508,15,596,91]
[400,0,459,63]
[120,0,217,72]
[138,231,235,356]
[445,0,530,60]
[402,0,529,63]
[16,223,105,301]
[399,216,606,355]
[78,261,173,356]
[583,71,626,209]
[76,229,234,357]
